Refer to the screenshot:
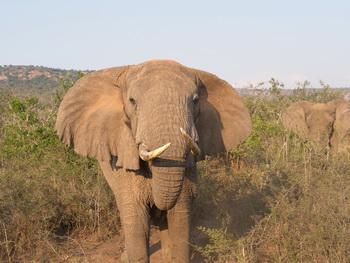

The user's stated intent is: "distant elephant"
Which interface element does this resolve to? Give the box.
[55,60,252,262]
[282,96,350,153]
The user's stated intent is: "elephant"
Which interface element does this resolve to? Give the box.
[282,96,350,153]
[55,60,252,262]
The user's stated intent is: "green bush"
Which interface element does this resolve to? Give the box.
[0,83,119,261]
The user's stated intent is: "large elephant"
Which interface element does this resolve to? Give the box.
[55,60,252,262]
[282,97,350,153]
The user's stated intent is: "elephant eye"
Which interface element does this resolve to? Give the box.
[129,97,136,106]
[193,94,199,105]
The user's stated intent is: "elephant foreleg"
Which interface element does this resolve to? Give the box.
[99,163,151,262]
[167,200,191,263]
[116,179,150,263]
[120,205,150,263]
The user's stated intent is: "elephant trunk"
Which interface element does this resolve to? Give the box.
[138,141,186,210]
[151,163,186,210]
[140,129,199,210]
[142,128,188,211]
[148,129,188,211]
[136,90,197,210]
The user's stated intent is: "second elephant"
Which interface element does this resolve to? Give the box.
[282,98,350,153]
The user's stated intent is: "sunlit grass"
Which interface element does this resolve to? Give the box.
[0,79,349,262]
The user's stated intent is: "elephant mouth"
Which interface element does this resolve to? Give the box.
[138,127,201,162]
[138,128,199,211]
[151,158,187,168]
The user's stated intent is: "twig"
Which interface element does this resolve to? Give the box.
[1,221,11,263]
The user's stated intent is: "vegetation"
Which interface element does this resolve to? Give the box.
[0,77,349,262]
[194,81,349,262]
[0,80,119,261]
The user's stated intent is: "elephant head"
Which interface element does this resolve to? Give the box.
[55,60,251,210]
[282,97,350,153]
[331,99,350,153]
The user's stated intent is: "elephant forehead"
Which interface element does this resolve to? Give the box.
[127,71,197,97]
[128,60,195,82]
[309,112,333,121]
[307,112,334,128]
[308,104,334,118]
[311,103,328,110]
[312,103,336,114]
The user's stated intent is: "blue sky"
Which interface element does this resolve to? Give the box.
[1,0,349,88]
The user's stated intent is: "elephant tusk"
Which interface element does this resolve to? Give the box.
[139,143,171,161]
[180,127,201,155]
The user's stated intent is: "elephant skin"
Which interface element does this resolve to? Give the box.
[55,60,252,262]
[282,97,350,153]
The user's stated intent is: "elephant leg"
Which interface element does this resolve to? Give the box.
[120,202,150,263]
[167,200,191,263]
[99,162,150,263]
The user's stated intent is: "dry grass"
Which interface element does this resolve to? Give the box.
[0,85,120,262]
[193,83,349,262]
[0,80,349,262]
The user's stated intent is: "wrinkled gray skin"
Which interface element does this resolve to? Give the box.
[56,60,252,262]
[282,96,350,153]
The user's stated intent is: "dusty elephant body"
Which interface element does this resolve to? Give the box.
[282,98,350,153]
[55,60,252,262]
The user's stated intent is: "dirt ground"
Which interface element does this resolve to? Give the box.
[55,226,203,263]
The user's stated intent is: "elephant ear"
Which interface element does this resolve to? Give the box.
[190,69,252,158]
[331,101,350,153]
[282,101,313,138]
[55,67,140,170]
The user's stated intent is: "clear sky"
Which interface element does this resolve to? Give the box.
[1,0,349,88]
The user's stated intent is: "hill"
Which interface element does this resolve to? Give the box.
[1,65,349,99]
[0,65,86,98]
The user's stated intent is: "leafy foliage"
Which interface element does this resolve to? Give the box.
[0,81,118,261]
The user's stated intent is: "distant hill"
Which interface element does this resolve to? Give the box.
[0,65,88,98]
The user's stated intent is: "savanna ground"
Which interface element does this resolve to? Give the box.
[0,78,349,262]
